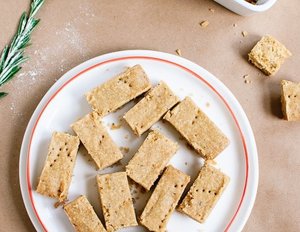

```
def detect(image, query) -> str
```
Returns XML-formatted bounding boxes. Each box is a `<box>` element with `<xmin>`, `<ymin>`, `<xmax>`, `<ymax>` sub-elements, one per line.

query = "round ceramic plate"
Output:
<box><xmin>19</xmin><ymin>50</ymin><xmax>258</xmax><ymax>232</ymax></box>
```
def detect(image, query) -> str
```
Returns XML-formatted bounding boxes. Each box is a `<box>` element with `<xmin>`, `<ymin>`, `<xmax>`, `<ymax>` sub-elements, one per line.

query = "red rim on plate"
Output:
<box><xmin>26</xmin><ymin>56</ymin><xmax>249</xmax><ymax>232</ymax></box>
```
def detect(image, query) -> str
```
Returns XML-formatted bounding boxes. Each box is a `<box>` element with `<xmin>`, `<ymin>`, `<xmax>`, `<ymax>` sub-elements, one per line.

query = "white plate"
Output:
<box><xmin>19</xmin><ymin>50</ymin><xmax>258</xmax><ymax>232</ymax></box>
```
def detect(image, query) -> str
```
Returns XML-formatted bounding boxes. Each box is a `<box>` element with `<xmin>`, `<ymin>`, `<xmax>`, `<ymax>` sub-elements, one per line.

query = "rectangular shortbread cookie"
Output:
<box><xmin>86</xmin><ymin>65</ymin><xmax>151</xmax><ymax>117</ymax></box>
<box><xmin>178</xmin><ymin>164</ymin><xmax>230</xmax><ymax>223</ymax></box>
<box><xmin>36</xmin><ymin>132</ymin><xmax>80</xmax><ymax>201</ymax></box>
<box><xmin>126</xmin><ymin>130</ymin><xmax>179</xmax><ymax>190</ymax></box>
<box><xmin>71</xmin><ymin>112</ymin><xmax>123</xmax><ymax>170</ymax></box>
<box><xmin>123</xmin><ymin>81</ymin><xmax>179</xmax><ymax>135</ymax></box>
<box><xmin>248</xmin><ymin>35</ymin><xmax>292</xmax><ymax>76</ymax></box>
<box><xmin>281</xmin><ymin>80</ymin><xmax>300</xmax><ymax>121</ymax></box>
<box><xmin>97</xmin><ymin>172</ymin><xmax>137</xmax><ymax>232</ymax></box>
<box><xmin>139</xmin><ymin>165</ymin><xmax>190</xmax><ymax>232</ymax></box>
<box><xmin>64</xmin><ymin>195</ymin><xmax>106</xmax><ymax>232</ymax></box>
<box><xmin>163</xmin><ymin>97</ymin><xmax>229</xmax><ymax>160</ymax></box>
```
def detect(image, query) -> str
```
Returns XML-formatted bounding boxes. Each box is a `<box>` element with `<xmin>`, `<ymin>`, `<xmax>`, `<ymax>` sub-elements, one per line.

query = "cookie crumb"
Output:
<box><xmin>206</xmin><ymin>102</ymin><xmax>210</xmax><ymax>108</ymax></box>
<box><xmin>185</xmin><ymin>162</ymin><xmax>188</xmax><ymax>166</ymax></box>
<box><xmin>243</xmin><ymin>74</ymin><xmax>249</xmax><ymax>79</ymax></box>
<box><xmin>132</xmin><ymin>198</ymin><xmax>136</xmax><ymax>204</ymax></box>
<box><xmin>244</xmin><ymin>79</ymin><xmax>251</xmax><ymax>84</ymax></box>
<box><xmin>111</xmin><ymin>122</ymin><xmax>122</xmax><ymax>130</ymax></box>
<box><xmin>242</xmin><ymin>31</ymin><xmax>248</xmax><ymax>37</ymax></box>
<box><xmin>124</xmin><ymin>134</ymin><xmax>129</xmax><ymax>139</ymax></box>
<box><xmin>175</xmin><ymin>49</ymin><xmax>182</xmax><ymax>56</ymax></box>
<box><xmin>233</xmin><ymin>23</ymin><xmax>237</xmax><ymax>27</ymax></box>
<box><xmin>199</xmin><ymin>20</ymin><xmax>209</xmax><ymax>28</ymax></box>
<box><xmin>54</xmin><ymin>199</ymin><xmax>67</xmax><ymax>208</ymax></box>
<box><xmin>120</xmin><ymin>146</ymin><xmax>130</xmax><ymax>153</ymax></box>
<box><xmin>209</xmin><ymin>8</ymin><xmax>215</xmax><ymax>13</ymax></box>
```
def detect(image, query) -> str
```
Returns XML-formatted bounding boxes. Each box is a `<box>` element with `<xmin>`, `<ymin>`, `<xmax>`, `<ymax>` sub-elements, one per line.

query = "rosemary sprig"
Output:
<box><xmin>0</xmin><ymin>0</ymin><xmax>44</xmax><ymax>99</ymax></box>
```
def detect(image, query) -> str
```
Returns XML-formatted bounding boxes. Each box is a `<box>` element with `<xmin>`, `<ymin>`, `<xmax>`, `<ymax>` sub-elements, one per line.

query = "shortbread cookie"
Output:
<box><xmin>64</xmin><ymin>195</ymin><xmax>106</xmax><ymax>232</ymax></box>
<box><xmin>36</xmin><ymin>132</ymin><xmax>80</xmax><ymax>201</ymax></box>
<box><xmin>178</xmin><ymin>164</ymin><xmax>230</xmax><ymax>223</ymax></box>
<box><xmin>248</xmin><ymin>35</ymin><xmax>292</xmax><ymax>76</ymax></box>
<box><xmin>86</xmin><ymin>65</ymin><xmax>151</xmax><ymax>117</ymax></box>
<box><xmin>140</xmin><ymin>166</ymin><xmax>190</xmax><ymax>232</ymax></box>
<box><xmin>164</xmin><ymin>97</ymin><xmax>229</xmax><ymax>160</ymax></box>
<box><xmin>281</xmin><ymin>80</ymin><xmax>300</xmax><ymax>121</ymax></box>
<box><xmin>71</xmin><ymin>112</ymin><xmax>123</xmax><ymax>170</ymax></box>
<box><xmin>126</xmin><ymin>130</ymin><xmax>179</xmax><ymax>190</ymax></box>
<box><xmin>97</xmin><ymin>172</ymin><xmax>137</xmax><ymax>232</ymax></box>
<box><xmin>123</xmin><ymin>81</ymin><xmax>179</xmax><ymax>135</ymax></box>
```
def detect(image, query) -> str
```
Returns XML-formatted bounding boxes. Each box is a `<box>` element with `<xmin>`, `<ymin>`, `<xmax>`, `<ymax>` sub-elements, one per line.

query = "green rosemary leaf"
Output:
<box><xmin>30</xmin><ymin>0</ymin><xmax>44</xmax><ymax>17</ymax></box>
<box><xmin>0</xmin><ymin>66</ymin><xmax>22</xmax><ymax>87</ymax></box>
<box><xmin>0</xmin><ymin>0</ymin><xmax>44</xmax><ymax>98</ymax></box>
<box><xmin>17</xmin><ymin>12</ymin><xmax>27</xmax><ymax>35</ymax></box>
<box><xmin>0</xmin><ymin>46</ymin><xmax>9</xmax><ymax>73</ymax></box>
<box><xmin>0</xmin><ymin>92</ymin><xmax>8</xmax><ymax>98</ymax></box>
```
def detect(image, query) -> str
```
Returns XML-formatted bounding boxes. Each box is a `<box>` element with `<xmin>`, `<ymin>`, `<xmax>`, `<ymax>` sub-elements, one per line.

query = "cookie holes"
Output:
<box><xmin>288</xmin><ymin>95</ymin><xmax>291</xmax><ymax>98</ymax></box>
<box><xmin>192</xmin><ymin>121</ymin><xmax>195</xmax><ymax>125</ymax></box>
<box><xmin>181</xmin><ymin>184</ymin><xmax>184</xmax><ymax>187</ymax></box>
<box><xmin>65</xmin><ymin>142</ymin><xmax>67</xmax><ymax>146</ymax></box>
<box><xmin>202</xmin><ymin>189</ymin><xmax>205</xmax><ymax>192</ymax></box>
<box><xmin>129</xmin><ymin>84</ymin><xmax>132</xmax><ymax>87</ymax></box>
<box><xmin>196</xmin><ymin>189</ymin><xmax>199</xmax><ymax>192</ymax></box>
<box><xmin>102</xmin><ymin>135</ymin><xmax>105</xmax><ymax>139</ymax></box>
<box><xmin>59</xmin><ymin>148</ymin><xmax>62</xmax><ymax>151</ymax></box>
<box><xmin>67</xmin><ymin>153</ymin><xmax>71</xmax><ymax>157</ymax></box>
<box><xmin>174</xmin><ymin>184</ymin><xmax>178</xmax><ymax>188</ymax></box>
<box><xmin>208</xmin><ymin>190</ymin><xmax>211</xmax><ymax>193</ymax></box>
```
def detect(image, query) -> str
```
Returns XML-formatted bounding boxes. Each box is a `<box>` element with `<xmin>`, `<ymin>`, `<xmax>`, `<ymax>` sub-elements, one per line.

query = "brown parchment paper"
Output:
<box><xmin>0</xmin><ymin>0</ymin><xmax>299</xmax><ymax>231</ymax></box>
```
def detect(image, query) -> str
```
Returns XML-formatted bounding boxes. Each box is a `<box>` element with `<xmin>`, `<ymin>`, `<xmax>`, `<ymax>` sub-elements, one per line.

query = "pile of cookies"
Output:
<box><xmin>36</xmin><ymin>65</ymin><xmax>230</xmax><ymax>232</ymax></box>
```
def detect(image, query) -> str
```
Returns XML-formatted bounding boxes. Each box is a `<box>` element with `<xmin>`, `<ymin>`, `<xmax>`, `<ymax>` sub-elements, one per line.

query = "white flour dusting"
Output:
<box><xmin>6</xmin><ymin>1</ymin><xmax>97</xmax><ymax>118</ymax></box>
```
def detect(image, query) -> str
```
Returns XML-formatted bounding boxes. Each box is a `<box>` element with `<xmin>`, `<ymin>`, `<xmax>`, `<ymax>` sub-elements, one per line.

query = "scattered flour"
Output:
<box><xmin>5</xmin><ymin>1</ymin><xmax>97</xmax><ymax>119</ymax></box>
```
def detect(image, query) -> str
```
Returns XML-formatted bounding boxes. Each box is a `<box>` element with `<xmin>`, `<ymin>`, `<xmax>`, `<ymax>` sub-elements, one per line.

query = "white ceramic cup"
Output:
<box><xmin>214</xmin><ymin>0</ymin><xmax>277</xmax><ymax>16</ymax></box>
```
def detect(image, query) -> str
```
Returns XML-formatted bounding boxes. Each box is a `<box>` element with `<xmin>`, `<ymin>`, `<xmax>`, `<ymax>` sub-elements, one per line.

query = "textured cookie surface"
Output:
<box><xmin>178</xmin><ymin>164</ymin><xmax>230</xmax><ymax>223</ymax></box>
<box><xmin>140</xmin><ymin>165</ymin><xmax>190</xmax><ymax>232</ymax></box>
<box><xmin>86</xmin><ymin>65</ymin><xmax>151</xmax><ymax>117</ymax></box>
<box><xmin>126</xmin><ymin>130</ymin><xmax>179</xmax><ymax>190</ymax></box>
<box><xmin>281</xmin><ymin>80</ymin><xmax>300</xmax><ymax>121</ymax></box>
<box><xmin>36</xmin><ymin>132</ymin><xmax>80</xmax><ymax>201</ymax></box>
<box><xmin>97</xmin><ymin>172</ymin><xmax>137</xmax><ymax>232</ymax></box>
<box><xmin>64</xmin><ymin>195</ymin><xmax>106</xmax><ymax>232</ymax></box>
<box><xmin>123</xmin><ymin>81</ymin><xmax>179</xmax><ymax>135</ymax></box>
<box><xmin>164</xmin><ymin>97</ymin><xmax>229</xmax><ymax>160</ymax></box>
<box><xmin>71</xmin><ymin>112</ymin><xmax>123</xmax><ymax>170</ymax></box>
<box><xmin>248</xmin><ymin>35</ymin><xmax>291</xmax><ymax>76</ymax></box>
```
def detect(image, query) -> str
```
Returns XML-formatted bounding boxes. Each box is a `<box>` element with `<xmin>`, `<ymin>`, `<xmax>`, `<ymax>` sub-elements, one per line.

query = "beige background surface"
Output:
<box><xmin>0</xmin><ymin>0</ymin><xmax>299</xmax><ymax>231</ymax></box>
